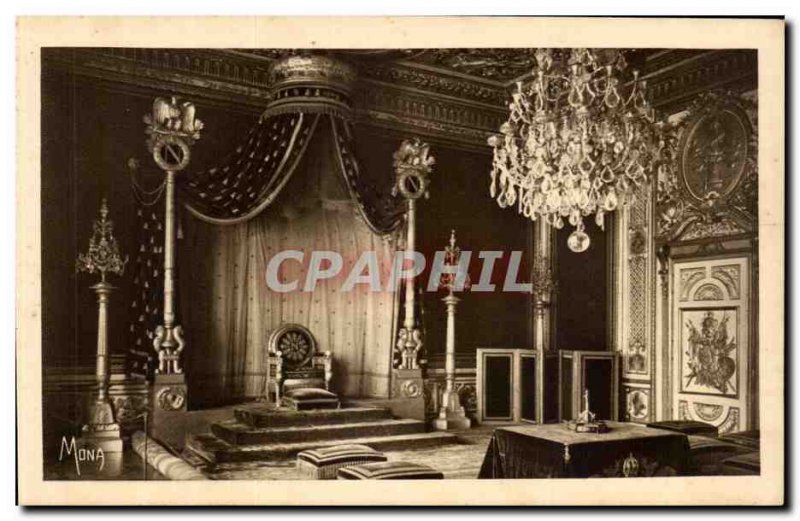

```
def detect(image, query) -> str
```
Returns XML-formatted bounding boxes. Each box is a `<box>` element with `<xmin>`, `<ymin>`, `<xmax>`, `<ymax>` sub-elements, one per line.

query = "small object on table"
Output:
<box><xmin>297</xmin><ymin>444</ymin><xmax>388</xmax><ymax>480</ymax></box>
<box><xmin>564</xmin><ymin>389</ymin><xmax>609</xmax><ymax>434</ymax></box>
<box><xmin>337</xmin><ymin>461</ymin><xmax>444</xmax><ymax>480</ymax></box>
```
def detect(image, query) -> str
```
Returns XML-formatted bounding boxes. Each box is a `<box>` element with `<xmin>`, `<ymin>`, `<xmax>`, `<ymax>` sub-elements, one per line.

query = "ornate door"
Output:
<box><xmin>672</xmin><ymin>257</ymin><xmax>750</xmax><ymax>433</ymax></box>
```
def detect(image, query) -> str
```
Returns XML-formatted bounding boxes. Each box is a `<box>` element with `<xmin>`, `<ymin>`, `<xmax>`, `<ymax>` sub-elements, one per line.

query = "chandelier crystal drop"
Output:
<box><xmin>488</xmin><ymin>48</ymin><xmax>665</xmax><ymax>252</ymax></box>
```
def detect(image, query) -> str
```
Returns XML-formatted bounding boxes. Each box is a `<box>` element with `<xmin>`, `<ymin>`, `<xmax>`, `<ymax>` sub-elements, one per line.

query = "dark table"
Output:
<box><xmin>478</xmin><ymin>422</ymin><xmax>691</xmax><ymax>478</ymax></box>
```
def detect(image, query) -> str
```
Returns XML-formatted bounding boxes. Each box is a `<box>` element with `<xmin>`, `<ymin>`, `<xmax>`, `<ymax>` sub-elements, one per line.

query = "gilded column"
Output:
<box><xmin>530</xmin><ymin>241</ymin><xmax>555</xmax><ymax>424</ymax></box>
<box><xmin>162</xmin><ymin>170</ymin><xmax>177</xmax><ymax>340</ymax></box>
<box><xmin>532</xmin><ymin>218</ymin><xmax>553</xmax><ymax>354</ymax></box>
<box><xmin>391</xmin><ymin>139</ymin><xmax>434</xmax><ymax>371</ymax></box>
<box><xmin>144</xmin><ymin>96</ymin><xmax>203</xmax><ymax>416</ymax></box>
<box><xmin>402</xmin><ymin>197</ymin><xmax>418</xmax><ymax>365</ymax></box>
<box><xmin>390</xmin><ymin>139</ymin><xmax>434</xmax><ymax>420</ymax></box>
<box><xmin>655</xmin><ymin>244</ymin><xmax>672</xmax><ymax>420</ymax></box>
<box><xmin>93</xmin><ymin>282</ymin><xmax>112</xmax><ymax>403</ymax></box>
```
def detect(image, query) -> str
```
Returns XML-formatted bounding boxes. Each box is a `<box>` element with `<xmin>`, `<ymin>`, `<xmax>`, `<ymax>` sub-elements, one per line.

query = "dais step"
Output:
<box><xmin>186</xmin><ymin>431</ymin><xmax>461</xmax><ymax>464</ymax></box>
<box><xmin>234</xmin><ymin>405</ymin><xmax>392</xmax><ymax>428</ymax></box>
<box><xmin>212</xmin><ymin>418</ymin><xmax>426</xmax><ymax>446</ymax></box>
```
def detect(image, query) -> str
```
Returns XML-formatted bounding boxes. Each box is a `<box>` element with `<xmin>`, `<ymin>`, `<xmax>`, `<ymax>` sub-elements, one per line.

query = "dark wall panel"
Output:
<box><xmin>553</xmin><ymin>219</ymin><xmax>610</xmax><ymax>350</ymax></box>
<box><xmin>484</xmin><ymin>355</ymin><xmax>512</xmax><ymax>419</ymax></box>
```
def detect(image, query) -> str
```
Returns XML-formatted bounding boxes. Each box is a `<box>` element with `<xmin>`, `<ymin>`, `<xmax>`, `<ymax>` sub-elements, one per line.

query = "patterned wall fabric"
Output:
<box><xmin>128</xmin><ymin>198</ymin><xmax>165</xmax><ymax>380</ymax></box>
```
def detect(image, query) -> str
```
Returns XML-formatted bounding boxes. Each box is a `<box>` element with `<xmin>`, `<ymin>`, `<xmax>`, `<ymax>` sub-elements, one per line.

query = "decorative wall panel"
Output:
<box><xmin>680</xmin><ymin>308</ymin><xmax>739</xmax><ymax>397</ymax></box>
<box><xmin>625</xmin><ymin>385</ymin><xmax>651</xmax><ymax>422</ymax></box>
<box><xmin>656</xmin><ymin>92</ymin><xmax>757</xmax><ymax>244</ymax></box>
<box><xmin>671</xmin><ymin>258</ymin><xmax>750</xmax><ymax>432</ymax></box>
<box><xmin>623</xmin><ymin>192</ymin><xmax>652</xmax><ymax>379</ymax></box>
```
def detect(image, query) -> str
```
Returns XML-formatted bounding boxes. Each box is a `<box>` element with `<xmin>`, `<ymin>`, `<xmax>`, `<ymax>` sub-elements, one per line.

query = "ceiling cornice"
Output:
<box><xmin>645</xmin><ymin>50</ymin><xmax>757</xmax><ymax>112</ymax></box>
<box><xmin>359</xmin><ymin>62</ymin><xmax>509</xmax><ymax>107</ymax></box>
<box><xmin>41</xmin><ymin>47</ymin><xmax>757</xmax><ymax>150</ymax></box>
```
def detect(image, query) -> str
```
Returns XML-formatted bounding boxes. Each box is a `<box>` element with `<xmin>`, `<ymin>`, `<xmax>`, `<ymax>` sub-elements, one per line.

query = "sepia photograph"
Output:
<box><xmin>15</xmin><ymin>16</ymin><xmax>785</xmax><ymax>506</ymax></box>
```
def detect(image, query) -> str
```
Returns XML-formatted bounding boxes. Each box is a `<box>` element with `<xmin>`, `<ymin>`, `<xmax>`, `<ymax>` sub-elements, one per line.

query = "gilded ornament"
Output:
<box><xmin>684</xmin><ymin>311</ymin><xmax>737</xmax><ymax>395</ymax></box>
<box><xmin>157</xmin><ymin>387</ymin><xmax>187</xmax><ymax>411</ymax></box>
<box><xmin>656</xmin><ymin>91</ymin><xmax>757</xmax><ymax>242</ymax></box>
<box><xmin>76</xmin><ymin>199</ymin><xmax>128</xmax><ymax>282</ymax></box>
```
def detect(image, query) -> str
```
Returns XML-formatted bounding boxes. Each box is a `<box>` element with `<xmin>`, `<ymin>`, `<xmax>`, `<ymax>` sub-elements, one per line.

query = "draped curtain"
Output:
<box><xmin>177</xmin><ymin>128</ymin><xmax>399</xmax><ymax>406</ymax></box>
<box><xmin>180</xmin><ymin>113</ymin><xmax>403</xmax><ymax>232</ymax></box>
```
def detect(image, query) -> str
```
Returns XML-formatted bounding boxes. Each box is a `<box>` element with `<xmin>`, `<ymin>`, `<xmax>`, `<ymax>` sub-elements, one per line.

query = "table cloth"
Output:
<box><xmin>478</xmin><ymin>422</ymin><xmax>690</xmax><ymax>478</ymax></box>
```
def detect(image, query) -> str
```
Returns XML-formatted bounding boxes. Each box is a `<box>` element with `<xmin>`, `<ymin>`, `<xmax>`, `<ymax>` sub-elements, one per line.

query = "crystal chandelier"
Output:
<box><xmin>488</xmin><ymin>48</ymin><xmax>663</xmax><ymax>252</ymax></box>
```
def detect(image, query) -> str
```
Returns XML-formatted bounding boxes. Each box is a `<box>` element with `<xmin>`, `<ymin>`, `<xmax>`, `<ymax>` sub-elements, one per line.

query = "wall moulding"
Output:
<box><xmin>354</xmin><ymin>84</ymin><xmax>505</xmax><ymax>149</ymax></box>
<box><xmin>646</xmin><ymin>50</ymin><xmax>757</xmax><ymax>112</ymax></box>
<box><xmin>655</xmin><ymin>91</ymin><xmax>757</xmax><ymax>246</ymax></box>
<box><xmin>359</xmin><ymin>62</ymin><xmax>509</xmax><ymax>106</ymax></box>
<box><xmin>42</xmin><ymin>48</ymin><xmax>506</xmax><ymax>148</ymax></box>
<box><xmin>41</xmin><ymin>50</ymin><xmax>271</xmax><ymax>114</ymax></box>
<box><xmin>357</xmin><ymin>83</ymin><xmax>506</xmax><ymax>129</ymax></box>
<box><xmin>354</xmin><ymin>113</ymin><xmax>494</xmax><ymax>154</ymax></box>
<box><xmin>41</xmin><ymin>48</ymin><xmax>757</xmax><ymax>153</ymax></box>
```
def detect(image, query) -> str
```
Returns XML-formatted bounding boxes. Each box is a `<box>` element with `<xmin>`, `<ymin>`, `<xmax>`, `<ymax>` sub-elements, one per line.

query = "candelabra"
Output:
<box><xmin>433</xmin><ymin>230</ymin><xmax>471</xmax><ymax>431</ymax></box>
<box><xmin>144</xmin><ymin>96</ymin><xmax>203</xmax><ymax>414</ymax></box>
<box><xmin>75</xmin><ymin>198</ymin><xmax>128</xmax><ymax>453</ymax></box>
<box><xmin>565</xmin><ymin>388</ymin><xmax>608</xmax><ymax>434</ymax></box>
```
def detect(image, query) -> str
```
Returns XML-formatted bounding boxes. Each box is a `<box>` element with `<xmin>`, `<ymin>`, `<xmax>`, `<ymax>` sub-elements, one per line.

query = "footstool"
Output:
<box><xmin>297</xmin><ymin>444</ymin><xmax>388</xmax><ymax>480</ymax></box>
<box><xmin>282</xmin><ymin>387</ymin><xmax>340</xmax><ymax>411</ymax></box>
<box><xmin>647</xmin><ymin>420</ymin><xmax>718</xmax><ymax>437</ymax></box>
<box><xmin>687</xmin><ymin>435</ymin><xmax>749</xmax><ymax>475</ymax></box>
<box><xmin>336</xmin><ymin>461</ymin><xmax>444</xmax><ymax>480</ymax></box>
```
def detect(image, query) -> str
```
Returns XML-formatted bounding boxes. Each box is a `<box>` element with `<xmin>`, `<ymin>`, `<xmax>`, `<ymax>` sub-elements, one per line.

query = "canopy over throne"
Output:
<box><xmin>265</xmin><ymin>324</ymin><xmax>337</xmax><ymax>409</ymax></box>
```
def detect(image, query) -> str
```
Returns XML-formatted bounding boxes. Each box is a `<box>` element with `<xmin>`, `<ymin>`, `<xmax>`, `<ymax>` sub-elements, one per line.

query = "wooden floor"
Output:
<box><xmin>207</xmin><ymin>425</ymin><xmax>496</xmax><ymax>480</ymax></box>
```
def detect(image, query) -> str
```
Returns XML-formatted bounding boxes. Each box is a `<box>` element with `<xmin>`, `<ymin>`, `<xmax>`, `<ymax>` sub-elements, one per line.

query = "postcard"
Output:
<box><xmin>16</xmin><ymin>16</ymin><xmax>784</xmax><ymax>505</ymax></box>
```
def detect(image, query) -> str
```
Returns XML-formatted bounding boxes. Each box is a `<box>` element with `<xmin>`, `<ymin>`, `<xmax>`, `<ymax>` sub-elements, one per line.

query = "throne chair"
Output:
<box><xmin>264</xmin><ymin>323</ymin><xmax>338</xmax><ymax>410</ymax></box>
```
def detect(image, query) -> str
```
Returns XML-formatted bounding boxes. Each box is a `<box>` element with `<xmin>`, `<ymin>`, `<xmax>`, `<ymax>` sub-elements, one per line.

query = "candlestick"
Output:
<box><xmin>76</xmin><ymin>198</ymin><xmax>128</xmax><ymax>453</ymax></box>
<box><xmin>433</xmin><ymin>230</ymin><xmax>471</xmax><ymax>431</ymax></box>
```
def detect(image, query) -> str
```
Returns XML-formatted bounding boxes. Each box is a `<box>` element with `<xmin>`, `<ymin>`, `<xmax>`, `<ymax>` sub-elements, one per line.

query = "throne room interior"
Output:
<box><xmin>40</xmin><ymin>47</ymin><xmax>760</xmax><ymax>480</ymax></box>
